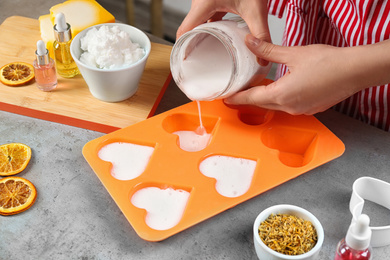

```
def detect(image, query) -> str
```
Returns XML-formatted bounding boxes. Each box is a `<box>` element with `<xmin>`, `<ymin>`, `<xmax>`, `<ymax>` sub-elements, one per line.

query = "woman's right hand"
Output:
<box><xmin>176</xmin><ymin>0</ymin><xmax>271</xmax><ymax>50</ymax></box>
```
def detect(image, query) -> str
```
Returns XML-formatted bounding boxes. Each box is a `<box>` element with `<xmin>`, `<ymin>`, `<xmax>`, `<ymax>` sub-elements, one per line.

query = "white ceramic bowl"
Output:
<box><xmin>253</xmin><ymin>204</ymin><xmax>324</xmax><ymax>260</ymax></box>
<box><xmin>70</xmin><ymin>23</ymin><xmax>151</xmax><ymax>102</ymax></box>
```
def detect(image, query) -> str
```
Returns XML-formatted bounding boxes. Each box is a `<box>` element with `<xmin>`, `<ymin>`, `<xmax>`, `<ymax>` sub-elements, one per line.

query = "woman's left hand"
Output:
<box><xmin>225</xmin><ymin>35</ymin><xmax>381</xmax><ymax>115</ymax></box>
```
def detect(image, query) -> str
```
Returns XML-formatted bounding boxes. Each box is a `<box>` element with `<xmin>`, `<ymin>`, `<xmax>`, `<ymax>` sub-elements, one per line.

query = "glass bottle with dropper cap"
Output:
<box><xmin>53</xmin><ymin>12</ymin><xmax>79</xmax><ymax>78</ymax></box>
<box><xmin>33</xmin><ymin>40</ymin><xmax>57</xmax><ymax>91</ymax></box>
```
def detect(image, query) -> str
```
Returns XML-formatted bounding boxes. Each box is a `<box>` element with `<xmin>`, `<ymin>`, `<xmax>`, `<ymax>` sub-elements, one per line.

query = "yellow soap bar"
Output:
<box><xmin>39</xmin><ymin>0</ymin><xmax>115</xmax><ymax>57</ymax></box>
<box><xmin>39</xmin><ymin>14</ymin><xmax>55</xmax><ymax>57</ymax></box>
<box><xmin>50</xmin><ymin>0</ymin><xmax>115</xmax><ymax>37</ymax></box>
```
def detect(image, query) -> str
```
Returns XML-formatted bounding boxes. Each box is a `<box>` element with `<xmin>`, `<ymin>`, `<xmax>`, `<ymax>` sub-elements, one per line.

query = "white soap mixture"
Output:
<box><xmin>179</xmin><ymin>34</ymin><xmax>232</xmax><ymax>101</ymax></box>
<box><xmin>200</xmin><ymin>155</ymin><xmax>257</xmax><ymax>198</ymax></box>
<box><xmin>98</xmin><ymin>142</ymin><xmax>154</xmax><ymax>181</ymax></box>
<box><xmin>80</xmin><ymin>25</ymin><xmax>145</xmax><ymax>69</ymax></box>
<box><xmin>173</xmin><ymin>130</ymin><xmax>211</xmax><ymax>152</ymax></box>
<box><xmin>170</xmin><ymin>19</ymin><xmax>270</xmax><ymax>101</ymax></box>
<box><xmin>131</xmin><ymin>187</ymin><xmax>190</xmax><ymax>230</ymax></box>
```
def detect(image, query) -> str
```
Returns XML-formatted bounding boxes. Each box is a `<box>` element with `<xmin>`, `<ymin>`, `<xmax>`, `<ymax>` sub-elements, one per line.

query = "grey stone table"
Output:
<box><xmin>1</xmin><ymin>2</ymin><xmax>390</xmax><ymax>259</ymax></box>
<box><xmin>1</xmin><ymin>80</ymin><xmax>390</xmax><ymax>260</ymax></box>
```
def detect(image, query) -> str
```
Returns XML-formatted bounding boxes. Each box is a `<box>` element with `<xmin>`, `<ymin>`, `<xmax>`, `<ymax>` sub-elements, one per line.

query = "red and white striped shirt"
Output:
<box><xmin>268</xmin><ymin>0</ymin><xmax>390</xmax><ymax>131</ymax></box>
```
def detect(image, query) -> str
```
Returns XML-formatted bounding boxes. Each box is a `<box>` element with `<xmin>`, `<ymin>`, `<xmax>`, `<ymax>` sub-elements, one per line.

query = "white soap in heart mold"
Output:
<box><xmin>199</xmin><ymin>155</ymin><xmax>257</xmax><ymax>197</ymax></box>
<box><xmin>173</xmin><ymin>129</ymin><xmax>211</xmax><ymax>152</ymax></box>
<box><xmin>131</xmin><ymin>187</ymin><xmax>190</xmax><ymax>230</ymax></box>
<box><xmin>98</xmin><ymin>142</ymin><xmax>154</xmax><ymax>181</ymax></box>
<box><xmin>173</xmin><ymin>101</ymin><xmax>212</xmax><ymax>152</ymax></box>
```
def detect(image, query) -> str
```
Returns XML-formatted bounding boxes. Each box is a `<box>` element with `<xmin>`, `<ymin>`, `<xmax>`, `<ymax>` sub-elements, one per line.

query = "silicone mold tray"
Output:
<box><xmin>83</xmin><ymin>99</ymin><xmax>345</xmax><ymax>241</ymax></box>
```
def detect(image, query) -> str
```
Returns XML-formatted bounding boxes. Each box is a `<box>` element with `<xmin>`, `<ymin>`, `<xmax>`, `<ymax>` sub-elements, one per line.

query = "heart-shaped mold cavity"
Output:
<box><xmin>224</xmin><ymin>104</ymin><xmax>273</xmax><ymax>126</ymax></box>
<box><xmin>162</xmin><ymin>113</ymin><xmax>219</xmax><ymax>152</ymax></box>
<box><xmin>261</xmin><ymin>127</ymin><xmax>318</xmax><ymax>167</ymax></box>
<box><xmin>173</xmin><ymin>130</ymin><xmax>212</xmax><ymax>152</ymax></box>
<box><xmin>238</xmin><ymin>106</ymin><xmax>273</xmax><ymax>126</ymax></box>
<box><xmin>131</xmin><ymin>185</ymin><xmax>191</xmax><ymax>231</ymax></box>
<box><xmin>98</xmin><ymin>142</ymin><xmax>155</xmax><ymax>180</ymax></box>
<box><xmin>199</xmin><ymin>155</ymin><xmax>257</xmax><ymax>198</ymax></box>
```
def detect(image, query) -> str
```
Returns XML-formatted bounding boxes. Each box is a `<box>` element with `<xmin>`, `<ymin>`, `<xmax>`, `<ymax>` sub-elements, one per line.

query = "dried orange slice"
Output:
<box><xmin>0</xmin><ymin>176</ymin><xmax>37</xmax><ymax>215</ymax></box>
<box><xmin>0</xmin><ymin>143</ymin><xmax>32</xmax><ymax>176</ymax></box>
<box><xmin>0</xmin><ymin>62</ymin><xmax>35</xmax><ymax>86</ymax></box>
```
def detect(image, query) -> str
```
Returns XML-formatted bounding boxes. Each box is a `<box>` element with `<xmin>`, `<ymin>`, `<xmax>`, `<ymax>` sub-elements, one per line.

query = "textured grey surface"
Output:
<box><xmin>1</xmin><ymin>1</ymin><xmax>390</xmax><ymax>259</ymax></box>
<box><xmin>1</xmin><ymin>108</ymin><xmax>390</xmax><ymax>260</ymax></box>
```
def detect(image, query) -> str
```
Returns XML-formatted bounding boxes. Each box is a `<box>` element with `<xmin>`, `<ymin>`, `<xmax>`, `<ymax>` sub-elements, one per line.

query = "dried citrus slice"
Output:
<box><xmin>0</xmin><ymin>176</ymin><xmax>37</xmax><ymax>215</ymax></box>
<box><xmin>0</xmin><ymin>62</ymin><xmax>35</xmax><ymax>86</ymax></box>
<box><xmin>0</xmin><ymin>143</ymin><xmax>32</xmax><ymax>176</ymax></box>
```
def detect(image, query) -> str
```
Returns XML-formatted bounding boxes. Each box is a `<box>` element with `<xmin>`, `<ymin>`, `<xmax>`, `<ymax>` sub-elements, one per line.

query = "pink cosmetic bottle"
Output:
<box><xmin>334</xmin><ymin>214</ymin><xmax>372</xmax><ymax>260</ymax></box>
<box><xmin>33</xmin><ymin>40</ymin><xmax>58</xmax><ymax>91</ymax></box>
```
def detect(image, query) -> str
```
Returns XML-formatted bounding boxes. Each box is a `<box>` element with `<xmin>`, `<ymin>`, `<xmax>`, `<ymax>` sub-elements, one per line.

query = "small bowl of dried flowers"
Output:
<box><xmin>253</xmin><ymin>204</ymin><xmax>324</xmax><ymax>260</ymax></box>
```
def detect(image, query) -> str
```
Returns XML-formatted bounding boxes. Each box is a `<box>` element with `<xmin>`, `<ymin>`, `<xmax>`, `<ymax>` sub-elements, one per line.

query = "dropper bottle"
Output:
<box><xmin>33</xmin><ymin>40</ymin><xmax>57</xmax><ymax>91</ymax></box>
<box><xmin>334</xmin><ymin>214</ymin><xmax>372</xmax><ymax>260</ymax></box>
<box><xmin>53</xmin><ymin>12</ymin><xmax>79</xmax><ymax>78</ymax></box>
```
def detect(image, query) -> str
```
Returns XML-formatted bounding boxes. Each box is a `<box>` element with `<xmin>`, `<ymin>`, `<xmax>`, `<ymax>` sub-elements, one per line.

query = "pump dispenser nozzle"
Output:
<box><xmin>346</xmin><ymin>214</ymin><xmax>372</xmax><ymax>251</ymax></box>
<box><xmin>334</xmin><ymin>214</ymin><xmax>372</xmax><ymax>260</ymax></box>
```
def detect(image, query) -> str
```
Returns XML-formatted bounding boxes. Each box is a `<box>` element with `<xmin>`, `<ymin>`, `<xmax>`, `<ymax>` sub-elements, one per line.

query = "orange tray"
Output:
<box><xmin>82</xmin><ymin>99</ymin><xmax>345</xmax><ymax>241</ymax></box>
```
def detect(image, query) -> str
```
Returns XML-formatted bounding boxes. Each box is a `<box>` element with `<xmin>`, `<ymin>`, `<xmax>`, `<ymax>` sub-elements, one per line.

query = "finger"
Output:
<box><xmin>208</xmin><ymin>12</ymin><xmax>227</xmax><ymax>22</ymax></box>
<box><xmin>238</xmin><ymin>1</ymin><xmax>271</xmax><ymax>66</ymax></box>
<box><xmin>224</xmin><ymin>81</ymin><xmax>278</xmax><ymax>107</ymax></box>
<box><xmin>245</xmin><ymin>34</ymin><xmax>289</xmax><ymax>64</ymax></box>
<box><xmin>243</xmin><ymin>14</ymin><xmax>271</xmax><ymax>42</ymax></box>
<box><xmin>244</xmin><ymin>23</ymin><xmax>271</xmax><ymax>66</ymax></box>
<box><xmin>176</xmin><ymin>4</ymin><xmax>217</xmax><ymax>39</ymax></box>
<box><xmin>232</xmin><ymin>0</ymin><xmax>269</xmax><ymax>39</ymax></box>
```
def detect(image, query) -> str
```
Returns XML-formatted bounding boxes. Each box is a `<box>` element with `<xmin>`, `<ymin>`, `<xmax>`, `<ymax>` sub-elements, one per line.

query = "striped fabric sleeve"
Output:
<box><xmin>268</xmin><ymin>0</ymin><xmax>287</xmax><ymax>18</ymax></box>
<box><xmin>267</xmin><ymin>0</ymin><xmax>390</xmax><ymax>131</ymax></box>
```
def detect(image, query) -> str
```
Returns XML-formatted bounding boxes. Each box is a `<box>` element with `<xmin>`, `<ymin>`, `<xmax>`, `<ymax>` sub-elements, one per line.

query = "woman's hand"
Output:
<box><xmin>177</xmin><ymin>0</ymin><xmax>271</xmax><ymax>57</ymax></box>
<box><xmin>225</xmin><ymin>35</ymin><xmax>390</xmax><ymax>115</ymax></box>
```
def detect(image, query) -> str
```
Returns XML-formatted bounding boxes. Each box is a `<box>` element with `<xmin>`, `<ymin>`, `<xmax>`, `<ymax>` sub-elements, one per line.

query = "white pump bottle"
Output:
<box><xmin>334</xmin><ymin>214</ymin><xmax>372</xmax><ymax>260</ymax></box>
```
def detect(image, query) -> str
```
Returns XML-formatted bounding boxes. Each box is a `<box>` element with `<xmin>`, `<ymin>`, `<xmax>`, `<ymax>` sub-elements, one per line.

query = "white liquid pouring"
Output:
<box><xmin>173</xmin><ymin>101</ymin><xmax>211</xmax><ymax>152</ymax></box>
<box><xmin>178</xmin><ymin>34</ymin><xmax>232</xmax><ymax>101</ymax></box>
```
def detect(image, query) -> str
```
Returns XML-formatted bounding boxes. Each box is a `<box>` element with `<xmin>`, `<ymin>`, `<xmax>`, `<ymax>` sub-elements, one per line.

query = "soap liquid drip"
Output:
<box><xmin>196</xmin><ymin>100</ymin><xmax>206</xmax><ymax>135</ymax></box>
<box><xmin>173</xmin><ymin>100</ymin><xmax>211</xmax><ymax>152</ymax></box>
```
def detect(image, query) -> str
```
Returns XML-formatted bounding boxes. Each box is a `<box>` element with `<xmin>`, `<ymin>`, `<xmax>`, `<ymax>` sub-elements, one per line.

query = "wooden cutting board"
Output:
<box><xmin>0</xmin><ymin>16</ymin><xmax>172</xmax><ymax>133</ymax></box>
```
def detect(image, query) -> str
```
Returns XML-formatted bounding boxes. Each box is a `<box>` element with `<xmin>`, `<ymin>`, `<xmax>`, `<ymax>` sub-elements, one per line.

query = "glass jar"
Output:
<box><xmin>170</xmin><ymin>17</ymin><xmax>271</xmax><ymax>101</ymax></box>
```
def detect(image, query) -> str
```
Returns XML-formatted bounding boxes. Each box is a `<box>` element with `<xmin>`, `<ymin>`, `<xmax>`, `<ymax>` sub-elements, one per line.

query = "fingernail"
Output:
<box><xmin>223</xmin><ymin>98</ymin><xmax>232</xmax><ymax>105</ymax></box>
<box><xmin>257</xmin><ymin>57</ymin><xmax>269</xmax><ymax>67</ymax></box>
<box><xmin>246</xmin><ymin>34</ymin><xmax>261</xmax><ymax>47</ymax></box>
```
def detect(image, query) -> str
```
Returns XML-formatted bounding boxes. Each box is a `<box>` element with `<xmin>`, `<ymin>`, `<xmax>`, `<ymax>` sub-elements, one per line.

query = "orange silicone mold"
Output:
<box><xmin>82</xmin><ymin>99</ymin><xmax>345</xmax><ymax>241</ymax></box>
